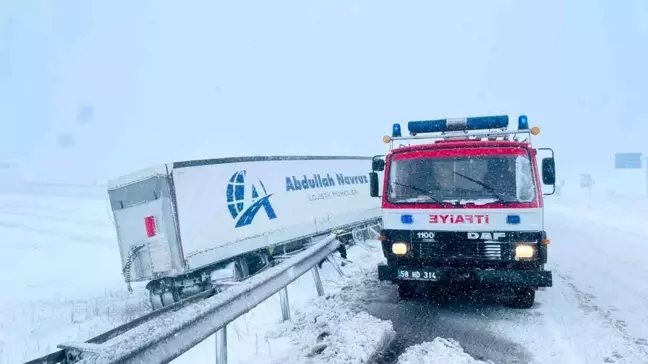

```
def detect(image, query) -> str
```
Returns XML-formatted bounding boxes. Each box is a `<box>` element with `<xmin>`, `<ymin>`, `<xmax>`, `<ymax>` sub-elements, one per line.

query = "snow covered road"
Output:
<box><xmin>362</xmin><ymin>202</ymin><xmax>648</xmax><ymax>364</ymax></box>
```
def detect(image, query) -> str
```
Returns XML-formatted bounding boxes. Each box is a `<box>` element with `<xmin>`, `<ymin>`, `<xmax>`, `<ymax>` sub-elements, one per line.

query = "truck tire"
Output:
<box><xmin>149</xmin><ymin>291</ymin><xmax>164</xmax><ymax>311</ymax></box>
<box><xmin>506</xmin><ymin>288</ymin><xmax>535</xmax><ymax>309</ymax></box>
<box><xmin>398</xmin><ymin>282</ymin><xmax>416</xmax><ymax>300</ymax></box>
<box><xmin>246</xmin><ymin>251</ymin><xmax>270</xmax><ymax>275</ymax></box>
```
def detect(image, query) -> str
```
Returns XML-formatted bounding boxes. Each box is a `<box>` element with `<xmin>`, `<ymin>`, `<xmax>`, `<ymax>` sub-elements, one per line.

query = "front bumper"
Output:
<box><xmin>377</xmin><ymin>263</ymin><xmax>552</xmax><ymax>288</ymax></box>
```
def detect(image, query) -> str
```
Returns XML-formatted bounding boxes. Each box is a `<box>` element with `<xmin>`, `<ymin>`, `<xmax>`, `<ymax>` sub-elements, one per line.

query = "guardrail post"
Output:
<box><xmin>215</xmin><ymin>326</ymin><xmax>227</xmax><ymax>364</ymax></box>
<box><xmin>279</xmin><ymin>287</ymin><xmax>291</xmax><ymax>321</ymax></box>
<box><xmin>311</xmin><ymin>266</ymin><xmax>325</xmax><ymax>296</ymax></box>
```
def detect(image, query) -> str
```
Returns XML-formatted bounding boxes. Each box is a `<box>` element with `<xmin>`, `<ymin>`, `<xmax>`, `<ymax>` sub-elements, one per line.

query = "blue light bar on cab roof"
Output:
<box><xmin>392</xmin><ymin>123</ymin><xmax>402</xmax><ymax>137</ymax></box>
<box><xmin>518</xmin><ymin>115</ymin><xmax>529</xmax><ymax>130</ymax></box>
<box><xmin>407</xmin><ymin>115</ymin><xmax>509</xmax><ymax>135</ymax></box>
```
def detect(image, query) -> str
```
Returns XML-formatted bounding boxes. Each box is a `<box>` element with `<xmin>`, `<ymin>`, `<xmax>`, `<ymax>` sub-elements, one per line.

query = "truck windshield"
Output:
<box><xmin>387</xmin><ymin>153</ymin><xmax>537</xmax><ymax>205</ymax></box>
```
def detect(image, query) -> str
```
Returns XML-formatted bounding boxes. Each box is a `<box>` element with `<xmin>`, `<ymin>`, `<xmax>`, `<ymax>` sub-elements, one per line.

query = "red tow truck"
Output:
<box><xmin>368</xmin><ymin>115</ymin><xmax>555</xmax><ymax>308</ymax></box>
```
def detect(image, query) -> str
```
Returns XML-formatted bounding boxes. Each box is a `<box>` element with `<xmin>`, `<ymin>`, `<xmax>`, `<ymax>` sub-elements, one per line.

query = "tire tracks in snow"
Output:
<box><xmin>556</xmin><ymin>270</ymin><xmax>648</xmax><ymax>362</ymax></box>
<box><xmin>367</xmin><ymin>288</ymin><xmax>534</xmax><ymax>364</ymax></box>
<box><xmin>0</xmin><ymin>221</ymin><xmax>114</xmax><ymax>247</ymax></box>
<box><xmin>0</xmin><ymin>201</ymin><xmax>79</xmax><ymax>215</ymax></box>
<box><xmin>0</xmin><ymin>200</ymin><xmax>114</xmax><ymax>247</ymax></box>
<box><xmin>0</xmin><ymin>208</ymin><xmax>111</xmax><ymax>227</ymax></box>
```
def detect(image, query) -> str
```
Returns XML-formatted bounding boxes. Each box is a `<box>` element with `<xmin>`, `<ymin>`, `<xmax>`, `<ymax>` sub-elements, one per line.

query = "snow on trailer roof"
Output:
<box><xmin>107</xmin><ymin>164</ymin><xmax>172</xmax><ymax>190</ymax></box>
<box><xmin>106</xmin><ymin>155</ymin><xmax>375</xmax><ymax>190</ymax></box>
<box><xmin>172</xmin><ymin>155</ymin><xmax>372</xmax><ymax>168</ymax></box>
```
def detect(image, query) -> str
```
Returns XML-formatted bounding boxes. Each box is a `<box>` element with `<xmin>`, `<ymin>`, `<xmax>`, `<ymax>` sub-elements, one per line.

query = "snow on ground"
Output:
<box><xmin>397</xmin><ymin>338</ymin><xmax>493</xmax><ymax>364</ymax></box>
<box><xmin>360</xmin><ymin>194</ymin><xmax>648</xmax><ymax>364</ymax></box>
<box><xmin>0</xmin><ymin>190</ymin><xmax>398</xmax><ymax>364</ymax></box>
<box><xmin>539</xmin><ymin>196</ymin><xmax>648</xmax><ymax>362</ymax></box>
<box><xmin>264</xmin><ymin>282</ymin><xmax>393</xmax><ymax>363</ymax></box>
<box><xmin>0</xmin><ymin>194</ymin><xmax>120</xmax><ymax>302</ymax></box>
<box><xmin>8</xmin><ymin>186</ymin><xmax>648</xmax><ymax>364</ymax></box>
<box><xmin>0</xmin><ymin>193</ymin><xmax>150</xmax><ymax>364</ymax></box>
<box><xmin>172</xmin><ymin>240</ymin><xmax>395</xmax><ymax>364</ymax></box>
<box><xmin>545</xmin><ymin>194</ymin><xmax>648</xmax><ymax>238</ymax></box>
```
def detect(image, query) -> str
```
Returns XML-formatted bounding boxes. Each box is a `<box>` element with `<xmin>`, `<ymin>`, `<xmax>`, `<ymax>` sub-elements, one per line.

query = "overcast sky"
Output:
<box><xmin>1</xmin><ymin>0</ymin><xmax>647</xmax><ymax>191</ymax></box>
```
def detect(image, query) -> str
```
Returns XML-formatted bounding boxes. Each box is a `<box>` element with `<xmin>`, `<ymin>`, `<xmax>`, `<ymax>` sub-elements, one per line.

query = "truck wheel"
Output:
<box><xmin>398</xmin><ymin>282</ymin><xmax>416</xmax><ymax>300</ymax></box>
<box><xmin>247</xmin><ymin>251</ymin><xmax>270</xmax><ymax>275</ymax></box>
<box><xmin>506</xmin><ymin>288</ymin><xmax>535</xmax><ymax>309</ymax></box>
<box><xmin>161</xmin><ymin>289</ymin><xmax>180</xmax><ymax>306</ymax></box>
<box><xmin>351</xmin><ymin>226</ymin><xmax>366</xmax><ymax>244</ymax></box>
<box><xmin>149</xmin><ymin>291</ymin><xmax>164</xmax><ymax>311</ymax></box>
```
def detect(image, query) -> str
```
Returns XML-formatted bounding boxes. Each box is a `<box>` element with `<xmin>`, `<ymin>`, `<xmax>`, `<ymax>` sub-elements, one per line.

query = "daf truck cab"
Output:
<box><xmin>369</xmin><ymin>115</ymin><xmax>556</xmax><ymax>308</ymax></box>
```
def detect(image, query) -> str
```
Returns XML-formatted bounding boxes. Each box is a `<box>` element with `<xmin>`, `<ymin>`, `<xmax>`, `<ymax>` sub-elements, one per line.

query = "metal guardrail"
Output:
<box><xmin>23</xmin><ymin>221</ymin><xmax>381</xmax><ymax>364</ymax></box>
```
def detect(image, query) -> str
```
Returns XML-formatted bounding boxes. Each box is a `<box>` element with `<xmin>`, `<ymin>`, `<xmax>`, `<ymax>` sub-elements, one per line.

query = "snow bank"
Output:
<box><xmin>266</xmin><ymin>267</ymin><xmax>394</xmax><ymax>364</ymax></box>
<box><xmin>268</xmin><ymin>240</ymin><xmax>395</xmax><ymax>364</ymax></box>
<box><xmin>258</xmin><ymin>243</ymin><xmax>394</xmax><ymax>364</ymax></box>
<box><xmin>172</xmin><ymin>239</ymin><xmax>392</xmax><ymax>364</ymax></box>
<box><xmin>267</xmin><ymin>300</ymin><xmax>393</xmax><ymax>364</ymax></box>
<box><xmin>397</xmin><ymin>338</ymin><xmax>494</xmax><ymax>364</ymax></box>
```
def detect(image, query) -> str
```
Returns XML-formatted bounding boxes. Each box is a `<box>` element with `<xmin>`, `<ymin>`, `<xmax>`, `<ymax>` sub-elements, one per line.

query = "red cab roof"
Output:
<box><xmin>389</xmin><ymin>139</ymin><xmax>532</xmax><ymax>155</ymax></box>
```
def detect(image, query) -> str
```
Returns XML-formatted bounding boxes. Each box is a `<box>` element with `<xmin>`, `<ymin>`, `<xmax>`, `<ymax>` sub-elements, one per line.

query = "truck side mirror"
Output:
<box><xmin>542</xmin><ymin>158</ymin><xmax>556</xmax><ymax>185</ymax></box>
<box><xmin>372</xmin><ymin>157</ymin><xmax>385</xmax><ymax>172</ymax></box>
<box><xmin>369</xmin><ymin>172</ymin><xmax>380</xmax><ymax>197</ymax></box>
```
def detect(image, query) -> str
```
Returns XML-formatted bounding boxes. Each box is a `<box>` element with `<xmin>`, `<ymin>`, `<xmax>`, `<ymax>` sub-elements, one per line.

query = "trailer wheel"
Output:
<box><xmin>505</xmin><ymin>288</ymin><xmax>535</xmax><ymax>309</ymax></box>
<box><xmin>247</xmin><ymin>251</ymin><xmax>270</xmax><ymax>275</ymax></box>
<box><xmin>149</xmin><ymin>291</ymin><xmax>164</xmax><ymax>311</ymax></box>
<box><xmin>351</xmin><ymin>226</ymin><xmax>366</xmax><ymax>245</ymax></box>
<box><xmin>160</xmin><ymin>290</ymin><xmax>178</xmax><ymax>306</ymax></box>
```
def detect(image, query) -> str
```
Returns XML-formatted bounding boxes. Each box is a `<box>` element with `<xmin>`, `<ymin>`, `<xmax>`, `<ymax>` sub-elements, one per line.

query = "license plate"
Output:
<box><xmin>397</xmin><ymin>269</ymin><xmax>441</xmax><ymax>281</ymax></box>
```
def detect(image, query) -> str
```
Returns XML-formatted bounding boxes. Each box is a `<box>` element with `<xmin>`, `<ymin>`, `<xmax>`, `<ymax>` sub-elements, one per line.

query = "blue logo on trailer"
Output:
<box><xmin>226</xmin><ymin>170</ymin><xmax>277</xmax><ymax>228</ymax></box>
<box><xmin>615</xmin><ymin>153</ymin><xmax>642</xmax><ymax>169</ymax></box>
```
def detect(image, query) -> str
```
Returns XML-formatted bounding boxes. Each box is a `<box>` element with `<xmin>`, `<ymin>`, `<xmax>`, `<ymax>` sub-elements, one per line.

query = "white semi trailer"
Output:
<box><xmin>107</xmin><ymin>156</ymin><xmax>382</xmax><ymax>309</ymax></box>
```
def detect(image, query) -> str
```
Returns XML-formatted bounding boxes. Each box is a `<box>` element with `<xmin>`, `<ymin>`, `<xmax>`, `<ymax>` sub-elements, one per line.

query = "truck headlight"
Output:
<box><xmin>392</xmin><ymin>242</ymin><xmax>408</xmax><ymax>255</ymax></box>
<box><xmin>515</xmin><ymin>244</ymin><xmax>535</xmax><ymax>260</ymax></box>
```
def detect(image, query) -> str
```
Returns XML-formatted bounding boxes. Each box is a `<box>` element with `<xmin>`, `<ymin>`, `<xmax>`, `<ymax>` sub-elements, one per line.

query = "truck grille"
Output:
<box><xmin>416</xmin><ymin>241</ymin><xmax>509</xmax><ymax>261</ymax></box>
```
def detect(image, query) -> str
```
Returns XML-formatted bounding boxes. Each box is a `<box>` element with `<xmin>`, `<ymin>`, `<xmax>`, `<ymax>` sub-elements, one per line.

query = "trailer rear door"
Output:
<box><xmin>108</xmin><ymin>174</ymin><xmax>184</xmax><ymax>282</ymax></box>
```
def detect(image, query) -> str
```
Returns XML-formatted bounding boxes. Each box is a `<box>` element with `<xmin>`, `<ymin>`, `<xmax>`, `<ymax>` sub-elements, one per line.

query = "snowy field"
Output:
<box><xmin>3</xmin><ymin>188</ymin><xmax>648</xmax><ymax>364</ymax></box>
<box><xmin>0</xmin><ymin>193</ymin><xmax>150</xmax><ymax>363</ymax></box>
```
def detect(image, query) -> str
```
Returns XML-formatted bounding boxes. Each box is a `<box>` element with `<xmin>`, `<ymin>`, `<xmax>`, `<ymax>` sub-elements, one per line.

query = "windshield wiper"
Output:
<box><xmin>391</xmin><ymin>182</ymin><xmax>458</xmax><ymax>206</ymax></box>
<box><xmin>451</xmin><ymin>171</ymin><xmax>508</xmax><ymax>204</ymax></box>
